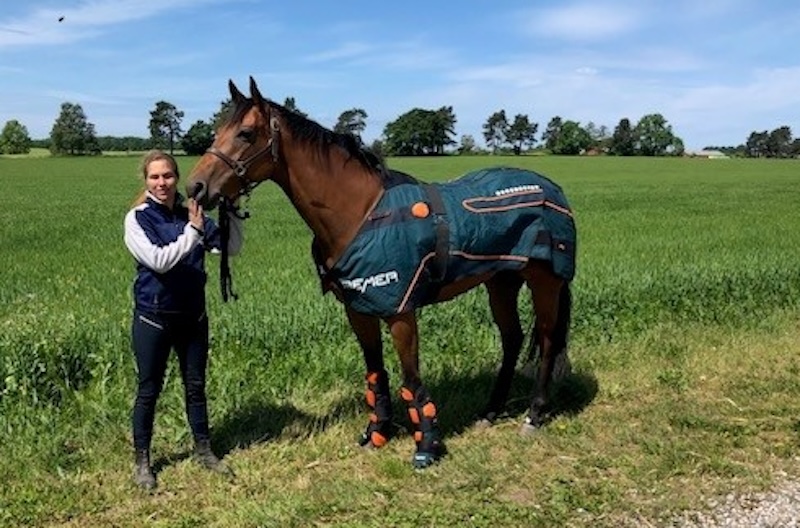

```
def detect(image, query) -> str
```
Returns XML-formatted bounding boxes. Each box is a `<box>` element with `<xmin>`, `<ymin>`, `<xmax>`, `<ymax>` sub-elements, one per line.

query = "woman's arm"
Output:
<box><xmin>124</xmin><ymin>209</ymin><xmax>202</xmax><ymax>273</ymax></box>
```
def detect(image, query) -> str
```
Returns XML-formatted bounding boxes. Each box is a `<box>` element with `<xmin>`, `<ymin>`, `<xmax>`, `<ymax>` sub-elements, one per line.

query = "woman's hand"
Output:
<box><xmin>188</xmin><ymin>199</ymin><xmax>204</xmax><ymax>231</ymax></box>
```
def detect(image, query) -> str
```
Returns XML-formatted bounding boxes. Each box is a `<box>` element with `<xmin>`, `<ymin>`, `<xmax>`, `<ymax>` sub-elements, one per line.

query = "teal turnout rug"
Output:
<box><xmin>314</xmin><ymin>166</ymin><xmax>577</xmax><ymax>317</ymax></box>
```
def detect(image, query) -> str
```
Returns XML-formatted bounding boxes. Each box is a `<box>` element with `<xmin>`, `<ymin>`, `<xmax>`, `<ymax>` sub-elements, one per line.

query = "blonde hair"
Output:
<box><xmin>131</xmin><ymin>150</ymin><xmax>181</xmax><ymax>206</ymax></box>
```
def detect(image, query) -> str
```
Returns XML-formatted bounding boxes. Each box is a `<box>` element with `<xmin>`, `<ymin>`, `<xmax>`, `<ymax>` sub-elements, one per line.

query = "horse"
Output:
<box><xmin>187</xmin><ymin>77</ymin><xmax>577</xmax><ymax>469</ymax></box>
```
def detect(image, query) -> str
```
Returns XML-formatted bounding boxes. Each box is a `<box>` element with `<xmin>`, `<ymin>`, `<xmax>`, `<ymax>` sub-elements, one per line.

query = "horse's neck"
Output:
<box><xmin>275</xmin><ymin>145</ymin><xmax>383</xmax><ymax>266</ymax></box>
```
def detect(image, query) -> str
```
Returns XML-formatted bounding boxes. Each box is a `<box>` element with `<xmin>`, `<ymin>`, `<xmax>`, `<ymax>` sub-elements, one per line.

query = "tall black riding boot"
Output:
<box><xmin>194</xmin><ymin>439</ymin><xmax>234</xmax><ymax>478</ymax></box>
<box><xmin>133</xmin><ymin>448</ymin><xmax>156</xmax><ymax>490</ymax></box>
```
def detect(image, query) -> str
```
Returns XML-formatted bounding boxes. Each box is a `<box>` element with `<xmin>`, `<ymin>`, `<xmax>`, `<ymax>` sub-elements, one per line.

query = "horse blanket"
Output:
<box><xmin>314</xmin><ymin>166</ymin><xmax>576</xmax><ymax>317</ymax></box>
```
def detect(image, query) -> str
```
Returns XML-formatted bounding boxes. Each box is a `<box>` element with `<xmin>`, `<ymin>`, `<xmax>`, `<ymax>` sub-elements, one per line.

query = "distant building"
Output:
<box><xmin>685</xmin><ymin>149</ymin><xmax>729</xmax><ymax>159</ymax></box>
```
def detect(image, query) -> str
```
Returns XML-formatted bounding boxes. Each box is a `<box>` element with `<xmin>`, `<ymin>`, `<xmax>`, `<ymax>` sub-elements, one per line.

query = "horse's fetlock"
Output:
<box><xmin>360</xmin><ymin>370</ymin><xmax>393</xmax><ymax>448</ymax></box>
<box><xmin>400</xmin><ymin>384</ymin><xmax>442</xmax><ymax>454</ymax></box>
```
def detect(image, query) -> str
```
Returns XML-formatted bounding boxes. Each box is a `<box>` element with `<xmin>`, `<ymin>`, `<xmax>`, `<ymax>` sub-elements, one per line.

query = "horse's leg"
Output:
<box><xmin>386</xmin><ymin>312</ymin><xmax>444</xmax><ymax>468</ymax></box>
<box><xmin>346</xmin><ymin>307</ymin><xmax>393</xmax><ymax>449</ymax></box>
<box><xmin>480</xmin><ymin>271</ymin><xmax>525</xmax><ymax>424</ymax></box>
<box><xmin>522</xmin><ymin>261</ymin><xmax>567</xmax><ymax>434</ymax></box>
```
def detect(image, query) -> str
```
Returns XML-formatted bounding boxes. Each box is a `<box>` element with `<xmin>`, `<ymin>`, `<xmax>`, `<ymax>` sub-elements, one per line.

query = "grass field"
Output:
<box><xmin>1</xmin><ymin>154</ymin><xmax>799</xmax><ymax>527</ymax></box>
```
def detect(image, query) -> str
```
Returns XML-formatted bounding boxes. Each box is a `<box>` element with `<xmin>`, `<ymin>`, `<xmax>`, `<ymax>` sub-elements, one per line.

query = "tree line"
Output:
<box><xmin>1</xmin><ymin>96</ymin><xmax>798</xmax><ymax>159</ymax></box>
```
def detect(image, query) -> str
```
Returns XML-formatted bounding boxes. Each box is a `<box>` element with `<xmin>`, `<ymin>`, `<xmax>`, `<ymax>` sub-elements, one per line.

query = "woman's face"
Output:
<box><xmin>145</xmin><ymin>159</ymin><xmax>178</xmax><ymax>206</ymax></box>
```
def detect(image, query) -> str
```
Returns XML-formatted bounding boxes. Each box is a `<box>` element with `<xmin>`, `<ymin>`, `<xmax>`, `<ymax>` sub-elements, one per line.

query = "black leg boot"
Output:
<box><xmin>133</xmin><ymin>448</ymin><xmax>156</xmax><ymax>491</ymax></box>
<box><xmin>194</xmin><ymin>439</ymin><xmax>234</xmax><ymax>478</ymax></box>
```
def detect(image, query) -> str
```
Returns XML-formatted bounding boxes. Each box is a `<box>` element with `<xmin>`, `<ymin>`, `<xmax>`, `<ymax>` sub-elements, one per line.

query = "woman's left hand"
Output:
<box><xmin>188</xmin><ymin>199</ymin><xmax>204</xmax><ymax>230</ymax></box>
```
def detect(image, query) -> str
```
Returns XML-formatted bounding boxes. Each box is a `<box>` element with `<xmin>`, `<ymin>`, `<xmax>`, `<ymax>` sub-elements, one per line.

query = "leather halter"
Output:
<box><xmin>205</xmin><ymin>116</ymin><xmax>281</xmax><ymax>197</ymax></box>
<box><xmin>205</xmin><ymin>113</ymin><xmax>280</xmax><ymax>303</ymax></box>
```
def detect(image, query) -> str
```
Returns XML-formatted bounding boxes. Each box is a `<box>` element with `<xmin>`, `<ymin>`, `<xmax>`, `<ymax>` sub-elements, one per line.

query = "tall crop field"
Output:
<box><xmin>1</xmin><ymin>155</ymin><xmax>798</xmax><ymax>526</ymax></box>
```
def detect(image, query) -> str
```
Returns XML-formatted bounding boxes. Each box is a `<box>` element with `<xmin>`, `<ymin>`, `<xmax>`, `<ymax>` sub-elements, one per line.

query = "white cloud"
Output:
<box><xmin>303</xmin><ymin>42</ymin><xmax>373</xmax><ymax>63</ymax></box>
<box><xmin>42</xmin><ymin>89</ymin><xmax>124</xmax><ymax>106</ymax></box>
<box><xmin>673</xmin><ymin>67</ymin><xmax>800</xmax><ymax>113</ymax></box>
<box><xmin>407</xmin><ymin>56</ymin><xmax>800</xmax><ymax>149</ymax></box>
<box><xmin>522</xmin><ymin>2</ymin><xmax>643</xmax><ymax>41</ymax></box>
<box><xmin>666</xmin><ymin>67</ymin><xmax>800</xmax><ymax>143</ymax></box>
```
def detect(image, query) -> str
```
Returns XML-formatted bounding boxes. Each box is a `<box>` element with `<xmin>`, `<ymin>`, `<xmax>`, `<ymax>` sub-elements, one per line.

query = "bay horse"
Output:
<box><xmin>188</xmin><ymin>78</ymin><xmax>576</xmax><ymax>468</ymax></box>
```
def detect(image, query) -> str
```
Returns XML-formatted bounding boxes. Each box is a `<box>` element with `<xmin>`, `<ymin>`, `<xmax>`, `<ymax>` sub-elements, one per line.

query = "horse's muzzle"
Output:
<box><xmin>187</xmin><ymin>181</ymin><xmax>206</xmax><ymax>202</ymax></box>
<box><xmin>187</xmin><ymin>180</ymin><xmax>221</xmax><ymax>210</ymax></box>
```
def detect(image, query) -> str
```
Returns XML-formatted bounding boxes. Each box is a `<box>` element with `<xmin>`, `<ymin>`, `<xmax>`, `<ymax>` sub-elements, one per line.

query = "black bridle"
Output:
<box><xmin>205</xmin><ymin>116</ymin><xmax>281</xmax><ymax>302</ymax></box>
<box><xmin>204</xmin><ymin>116</ymin><xmax>281</xmax><ymax>199</ymax></box>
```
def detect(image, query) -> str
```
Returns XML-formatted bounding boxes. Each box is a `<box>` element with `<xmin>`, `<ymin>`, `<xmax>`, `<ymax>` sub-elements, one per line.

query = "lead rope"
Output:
<box><xmin>218</xmin><ymin>198</ymin><xmax>250</xmax><ymax>302</ymax></box>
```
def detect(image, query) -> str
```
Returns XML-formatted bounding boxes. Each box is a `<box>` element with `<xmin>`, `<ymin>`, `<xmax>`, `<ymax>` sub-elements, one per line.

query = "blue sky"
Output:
<box><xmin>1</xmin><ymin>0</ymin><xmax>798</xmax><ymax>150</ymax></box>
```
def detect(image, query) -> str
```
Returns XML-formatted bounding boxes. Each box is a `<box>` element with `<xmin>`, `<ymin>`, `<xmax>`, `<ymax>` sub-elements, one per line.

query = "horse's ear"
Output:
<box><xmin>249</xmin><ymin>76</ymin><xmax>264</xmax><ymax>107</ymax></box>
<box><xmin>229</xmin><ymin>80</ymin><xmax>246</xmax><ymax>104</ymax></box>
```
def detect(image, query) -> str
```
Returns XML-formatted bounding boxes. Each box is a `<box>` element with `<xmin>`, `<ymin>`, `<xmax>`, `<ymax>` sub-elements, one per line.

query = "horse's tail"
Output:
<box><xmin>521</xmin><ymin>280</ymin><xmax>573</xmax><ymax>381</ymax></box>
<box><xmin>555</xmin><ymin>281</ymin><xmax>572</xmax><ymax>351</ymax></box>
<box><xmin>550</xmin><ymin>281</ymin><xmax>573</xmax><ymax>381</ymax></box>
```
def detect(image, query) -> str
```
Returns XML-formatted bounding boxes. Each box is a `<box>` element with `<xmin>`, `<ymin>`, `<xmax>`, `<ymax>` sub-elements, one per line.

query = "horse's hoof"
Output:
<box><xmin>519</xmin><ymin>421</ymin><xmax>539</xmax><ymax>436</ymax></box>
<box><xmin>475</xmin><ymin>409</ymin><xmax>499</xmax><ymax>429</ymax></box>
<box><xmin>475</xmin><ymin>418</ymin><xmax>493</xmax><ymax>430</ymax></box>
<box><xmin>412</xmin><ymin>451</ymin><xmax>438</xmax><ymax>469</ymax></box>
<box><xmin>358</xmin><ymin>431</ymin><xmax>389</xmax><ymax>449</ymax></box>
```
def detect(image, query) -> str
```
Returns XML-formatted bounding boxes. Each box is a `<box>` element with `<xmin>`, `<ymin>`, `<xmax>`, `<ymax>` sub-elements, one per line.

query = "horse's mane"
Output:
<box><xmin>229</xmin><ymin>98</ymin><xmax>386</xmax><ymax>176</ymax></box>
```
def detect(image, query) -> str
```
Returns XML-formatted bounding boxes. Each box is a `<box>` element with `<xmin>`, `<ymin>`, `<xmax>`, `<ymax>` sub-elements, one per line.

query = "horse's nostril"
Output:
<box><xmin>188</xmin><ymin>181</ymin><xmax>206</xmax><ymax>201</ymax></box>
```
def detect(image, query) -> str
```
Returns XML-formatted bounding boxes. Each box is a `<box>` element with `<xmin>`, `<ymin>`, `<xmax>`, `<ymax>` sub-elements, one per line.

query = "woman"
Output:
<box><xmin>123</xmin><ymin>150</ymin><xmax>243</xmax><ymax>490</ymax></box>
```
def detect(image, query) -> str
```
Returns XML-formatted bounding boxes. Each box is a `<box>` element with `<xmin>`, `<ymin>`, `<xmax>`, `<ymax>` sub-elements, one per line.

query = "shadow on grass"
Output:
<box><xmin>212</xmin><ymin>398</ymin><xmax>313</xmax><ymax>456</ymax></box>
<box><xmin>205</xmin><ymin>356</ymin><xmax>598</xmax><ymax>463</ymax></box>
<box><xmin>150</xmin><ymin>399</ymin><xmax>311</xmax><ymax>472</ymax></box>
<box><xmin>426</xmin><ymin>364</ymin><xmax>599</xmax><ymax>437</ymax></box>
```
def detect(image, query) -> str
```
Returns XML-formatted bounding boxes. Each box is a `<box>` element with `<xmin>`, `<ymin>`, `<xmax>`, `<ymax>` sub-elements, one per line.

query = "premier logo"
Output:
<box><xmin>341</xmin><ymin>270</ymin><xmax>400</xmax><ymax>293</ymax></box>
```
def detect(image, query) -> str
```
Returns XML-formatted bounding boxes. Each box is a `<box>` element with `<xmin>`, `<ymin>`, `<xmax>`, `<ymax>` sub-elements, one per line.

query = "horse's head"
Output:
<box><xmin>187</xmin><ymin>77</ymin><xmax>280</xmax><ymax>208</ymax></box>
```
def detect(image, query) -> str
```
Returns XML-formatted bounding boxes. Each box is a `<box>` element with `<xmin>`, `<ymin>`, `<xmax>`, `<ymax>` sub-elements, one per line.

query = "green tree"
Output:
<box><xmin>791</xmin><ymin>138</ymin><xmax>800</xmax><ymax>158</ymax></box>
<box><xmin>0</xmin><ymin>120</ymin><xmax>32</xmax><ymax>154</ymax></box>
<box><xmin>181</xmin><ymin>120</ymin><xmax>215</xmax><ymax>156</ymax></box>
<box><xmin>149</xmin><ymin>101</ymin><xmax>184</xmax><ymax>154</ymax></box>
<box><xmin>609</xmin><ymin>118</ymin><xmax>636</xmax><ymax>156</ymax></box>
<box><xmin>550</xmin><ymin>120</ymin><xmax>592</xmax><ymax>155</ymax></box>
<box><xmin>211</xmin><ymin>98</ymin><xmax>234</xmax><ymax>130</ymax></box>
<box><xmin>283</xmin><ymin>97</ymin><xmax>308</xmax><ymax>117</ymax></box>
<box><xmin>49</xmin><ymin>102</ymin><xmax>100</xmax><ymax>155</ymax></box>
<box><xmin>482</xmin><ymin>110</ymin><xmax>508</xmax><ymax>154</ymax></box>
<box><xmin>369</xmin><ymin>139</ymin><xmax>384</xmax><ymax>159</ymax></box>
<box><xmin>585</xmin><ymin>121</ymin><xmax>610</xmax><ymax>151</ymax></box>
<box><xmin>745</xmin><ymin>130</ymin><xmax>769</xmax><ymax>158</ymax></box>
<box><xmin>634</xmin><ymin>113</ymin><xmax>680</xmax><ymax>156</ymax></box>
<box><xmin>383</xmin><ymin>107</ymin><xmax>456</xmax><ymax>156</ymax></box>
<box><xmin>96</xmin><ymin>136</ymin><xmax>151</xmax><ymax>152</ymax></box>
<box><xmin>458</xmin><ymin>134</ymin><xmax>477</xmax><ymax>155</ymax></box>
<box><xmin>29</xmin><ymin>138</ymin><xmax>51</xmax><ymax>150</ymax></box>
<box><xmin>670</xmin><ymin>136</ymin><xmax>685</xmax><ymax>157</ymax></box>
<box><xmin>333</xmin><ymin>108</ymin><xmax>368</xmax><ymax>139</ymax></box>
<box><xmin>384</xmin><ymin>109</ymin><xmax>426</xmax><ymax>155</ymax></box>
<box><xmin>431</xmin><ymin>106</ymin><xmax>457</xmax><ymax>154</ymax></box>
<box><xmin>506</xmin><ymin>114</ymin><xmax>538</xmax><ymax>154</ymax></box>
<box><xmin>542</xmin><ymin>116</ymin><xmax>563</xmax><ymax>151</ymax></box>
<box><xmin>766</xmin><ymin>126</ymin><xmax>793</xmax><ymax>158</ymax></box>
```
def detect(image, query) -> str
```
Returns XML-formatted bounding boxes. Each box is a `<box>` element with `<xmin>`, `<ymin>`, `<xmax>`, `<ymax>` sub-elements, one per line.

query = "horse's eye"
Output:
<box><xmin>237</xmin><ymin>128</ymin><xmax>254</xmax><ymax>143</ymax></box>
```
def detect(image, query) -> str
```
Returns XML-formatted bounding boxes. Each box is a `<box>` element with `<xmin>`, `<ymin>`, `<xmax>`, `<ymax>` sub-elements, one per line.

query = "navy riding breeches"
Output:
<box><xmin>131</xmin><ymin>309</ymin><xmax>210</xmax><ymax>450</ymax></box>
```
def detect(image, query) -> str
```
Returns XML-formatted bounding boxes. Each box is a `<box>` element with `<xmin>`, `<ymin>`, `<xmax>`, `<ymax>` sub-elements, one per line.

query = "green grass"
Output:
<box><xmin>1</xmin><ymin>154</ymin><xmax>799</xmax><ymax>526</ymax></box>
